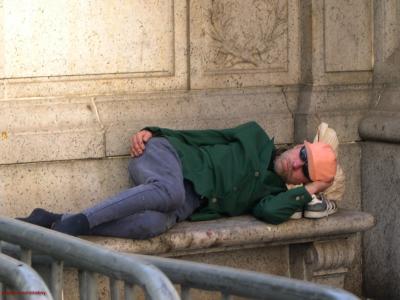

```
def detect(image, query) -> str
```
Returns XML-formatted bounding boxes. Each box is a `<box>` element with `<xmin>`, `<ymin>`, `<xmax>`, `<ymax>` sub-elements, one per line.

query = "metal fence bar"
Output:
<box><xmin>79</xmin><ymin>270</ymin><xmax>87</xmax><ymax>300</ymax></box>
<box><xmin>133</xmin><ymin>254</ymin><xmax>359</xmax><ymax>300</ymax></box>
<box><xmin>79</xmin><ymin>270</ymin><xmax>97</xmax><ymax>300</ymax></box>
<box><xmin>0</xmin><ymin>218</ymin><xmax>179</xmax><ymax>300</ymax></box>
<box><xmin>109</xmin><ymin>278</ymin><xmax>120</xmax><ymax>300</ymax></box>
<box><xmin>50</xmin><ymin>260</ymin><xmax>63</xmax><ymax>300</ymax></box>
<box><xmin>180</xmin><ymin>285</ymin><xmax>191</xmax><ymax>300</ymax></box>
<box><xmin>221</xmin><ymin>293</ymin><xmax>233</xmax><ymax>300</ymax></box>
<box><xmin>0</xmin><ymin>253</ymin><xmax>52</xmax><ymax>300</ymax></box>
<box><xmin>86</xmin><ymin>272</ymin><xmax>97</xmax><ymax>300</ymax></box>
<box><xmin>124</xmin><ymin>282</ymin><xmax>135</xmax><ymax>300</ymax></box>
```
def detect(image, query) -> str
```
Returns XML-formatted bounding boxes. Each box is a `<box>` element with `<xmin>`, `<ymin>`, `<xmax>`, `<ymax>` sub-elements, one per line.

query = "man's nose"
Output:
<box><xmin>292</xmin><ymin>159</ymin><xmax>304</xmax><ymax>169</ymax></box>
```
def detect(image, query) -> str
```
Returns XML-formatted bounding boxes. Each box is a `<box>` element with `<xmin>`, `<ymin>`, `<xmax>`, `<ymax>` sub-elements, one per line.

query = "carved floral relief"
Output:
<box><xmin>205</xmin><ymin>0</ymin><xmax>288</xmax><ymax>72</ymax></box>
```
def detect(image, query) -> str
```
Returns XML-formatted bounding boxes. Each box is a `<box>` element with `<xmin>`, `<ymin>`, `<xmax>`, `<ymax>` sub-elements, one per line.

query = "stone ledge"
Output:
<box><xmin>85</xmin><ymin>209</ymin><xmax>374</xmax><ymax>257</ymax></box>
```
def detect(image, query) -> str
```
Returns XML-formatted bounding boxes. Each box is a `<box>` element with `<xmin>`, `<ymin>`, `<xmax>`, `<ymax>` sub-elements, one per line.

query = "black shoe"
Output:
<box><xmin>17</xmin><ymin>208</ymin><xmax>62</xmax><ymax>228</ymax></box>
<box><xmin>52</xmin><ymin>213</ymin><xmax>90</xmax><ymax>236</ymax></box>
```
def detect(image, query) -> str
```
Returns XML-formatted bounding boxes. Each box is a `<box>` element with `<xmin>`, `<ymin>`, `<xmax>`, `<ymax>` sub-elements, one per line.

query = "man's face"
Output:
<box><xmin>274</xmin><ymin>144</ymin><xmax>311</xmax><ymax>185</ymax></box>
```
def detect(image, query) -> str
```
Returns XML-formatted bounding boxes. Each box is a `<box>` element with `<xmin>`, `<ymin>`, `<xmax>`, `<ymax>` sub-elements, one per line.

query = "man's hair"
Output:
<box><xmin>275</xmin><ymin>144</ymin><xmax>291</xmax><ymax>157</ymax></box>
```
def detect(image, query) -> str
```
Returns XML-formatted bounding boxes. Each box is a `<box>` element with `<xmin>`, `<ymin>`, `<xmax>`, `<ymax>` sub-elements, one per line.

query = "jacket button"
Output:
<box><xmin>211</xmin><ymin>198</ymin><xmax>217</xmax><ymax>203</ymax></box>
<box><xmin>295</xmin><ymin>196</ymin><xmax>300</xmax><ymax>201</ymax></box>
<box><xmin>254</xmin><ymin>171</ymin><xmax>260</xmax><ymax>177</ymax></box>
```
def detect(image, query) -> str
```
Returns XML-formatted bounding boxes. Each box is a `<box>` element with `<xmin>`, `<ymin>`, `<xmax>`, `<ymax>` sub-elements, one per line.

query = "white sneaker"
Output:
<box><xmin>304</xmin><ymin>194</ymin><xmax>337</xmax><ymax>219</ymax></box>
<box><xmin>290</xmin><ymin>209</ymin><xmax>303</xmax><ymax>219</ymax></box>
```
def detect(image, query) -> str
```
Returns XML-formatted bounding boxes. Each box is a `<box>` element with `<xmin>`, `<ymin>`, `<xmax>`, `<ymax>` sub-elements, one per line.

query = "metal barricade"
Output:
<box><xmin>0</xmin><ymin>252</ymin><xmax>52</xmax><ymax>300</ymax></box>
<box><xmin>0</xmin><ymin>217</ymin><xmax>179</xmax><ymax>300</ymax></box>
<box><xmin>0</xmin><ymin>217</ymin><xmax>359</xmax><ymax>300</ymax></box>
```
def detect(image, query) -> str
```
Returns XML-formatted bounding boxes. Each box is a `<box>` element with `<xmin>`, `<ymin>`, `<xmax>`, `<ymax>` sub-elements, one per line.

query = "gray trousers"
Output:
<box><xmin>72</xmin><ymin>137</ymin><xmax>202</xmax><ymax>239</ymax></box>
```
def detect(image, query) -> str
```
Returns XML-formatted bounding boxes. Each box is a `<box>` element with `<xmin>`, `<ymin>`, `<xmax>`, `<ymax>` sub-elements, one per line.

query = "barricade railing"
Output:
<box><xmin>0</xmin><ymin>217</ymin><xmax>179</xmax><ymax>300</ymax></box>
<box><xmin>0</xmin><ymin>252</ymin><xmax>52</xmax><ymax>300</ymax></box>
<box><xmin>0</xmin><ymin>217</ymin><xmax>359</xmax><ymax>300</ymax></box>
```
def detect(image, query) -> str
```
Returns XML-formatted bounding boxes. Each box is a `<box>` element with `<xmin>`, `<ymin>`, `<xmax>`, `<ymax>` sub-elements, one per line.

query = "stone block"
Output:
<box><xmin>362</xmin><ymin>142</ymin><xmax>400</xmax><ymax>300</ymax></box>
<box><xmin>343</xmin><ymin>233</ymin><xmax>363</xmax><ymax>297</ymax></box>
<box><xmin>295</xmin><ymin>84</ymin><xmax>371</xmax><ymax>143</ymax></box>
<box><xmin>338</xmin><ymin>143</ymin><xmax>362</xmax><ymax>211</ymax></box>
<box><xmin>96</xmin><ymin>87</ymin><xmax>297</xmax><ymax>156</ymax></box>
<box><xmin>0</xmin><ymin>157</ymin><xmax>130</xmax><ymax>217</ymax></box>
<box><xmin>3</xmin><ymin>0</ymin><xmax>172</xmax><ymax>77</ymax></box>
<box><xmin>1</xmin><ymin>0</ymin><xmax>188</xmax><ymax>97</ymax></box>
<box><xmin>324</xmin><ymin>0</ymin><xmax>373</xmax><ymax>72</ymax></box>
<box><xmin>305</xmin><ymin>0</ymin><xmax>373</xmax><ymax>85</ymax></box>
<box><xmin>190</xmin><ymin>0</ymin><xmax>300</xmax><ymax>89</ymax></box>
<box><xmin>0</xmin><ymin>81</ymin><xmax>4</xmax><ymax>99</ymax></box>
<box><xmin>373</xmin><ymin>0</ymin><xmax>400</xmax><ymax>84</ymax></box>
<box><xmin>0</xmin><ymin>98</ymin><xmax>104</xmax><ymax>164</ymax></box>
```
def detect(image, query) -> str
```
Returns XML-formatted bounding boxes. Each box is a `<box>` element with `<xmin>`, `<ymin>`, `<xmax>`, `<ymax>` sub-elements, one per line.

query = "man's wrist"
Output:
<box><xmin>305</xmin><ymin>183</ymin><xmax>317</xmax><ymax>195</ymax></box>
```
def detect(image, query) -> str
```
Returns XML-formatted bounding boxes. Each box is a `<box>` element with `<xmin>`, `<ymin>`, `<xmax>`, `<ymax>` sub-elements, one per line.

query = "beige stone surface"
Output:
<box><xmin>306</xmin><ymin>0</ymin><xmax>373</xmax><ymax>85</ymax></box>
<box><xmin>338</xmin><ymin>143</ymin><xmax>362</xmax><ymax>211</ymax></box>
<box><xmin>96</xmin><ymin>87</ymin><xmax>297</xmax><ymax>156</ymax></box>
<box><xmin>324</xmin><ymin>0</ymin><xmax>373</xmax><ymax>72</ymax></box>
<box><xmin>3</xmin><ymin>0</ymin><xmax>174</xmax><ymax>77</ymax></box>
<box><xmin>0</xmin><ymin>80</ymin><xmax>4</xmax><ymax>99</ymax></box>
<box><xmin>0</xmin><ymin>98</ymin><xmax>104</xmax><ymax>164</ymax></box>
<box><xmin>344</xmin><ymin>233</ymin><xmax>363</xmax><ymax>296</ymax></box>
<box><xmin>0</xmin><ymin>157</ymin><xmax>130</xmax><ymax>217</ymax></box>
<box><xmin>181</xmin><ymin>246</ymin><xmax>289</xmax><ymax>276</ymax></box>
<box><xmin>190</xmin><ymin>0</ymin><xmax>300</xmax><ymax>89</ymax></box>
<box><xmin>0</xmin><ymin>0</ymin><xmax>188</xmax><ymax>97</ymax></box>
<box><xmin>295</xmin><ymin>84</ymin><xmax>371</xmax><ymax>143</ymax></box>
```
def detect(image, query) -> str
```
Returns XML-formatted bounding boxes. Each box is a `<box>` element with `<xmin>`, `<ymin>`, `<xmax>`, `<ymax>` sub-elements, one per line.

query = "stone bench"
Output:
<box><xmin>85</xmin><ymin>209</ymin><xmax>374</xmax><ymax>290</ymax></box>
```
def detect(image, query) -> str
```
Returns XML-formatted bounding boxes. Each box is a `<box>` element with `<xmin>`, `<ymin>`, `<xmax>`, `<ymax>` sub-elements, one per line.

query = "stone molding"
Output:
<box><xmin>306</xmin><ymin>240</ymin><xmax>355</xmax><ymax>273</ymax></box>
<box><xmin>290</xmin><ymin>239</ymin><xmax>356</xmax><ymax>289</ymax></box>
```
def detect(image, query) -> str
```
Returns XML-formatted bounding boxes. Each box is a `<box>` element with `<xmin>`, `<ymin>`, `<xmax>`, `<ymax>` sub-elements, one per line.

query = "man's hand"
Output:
<box><xmin>305</xmin><ymin>180</ymin><xmax>333</xmax><ymax>195</ymax></box>
<box><xmin>131</xmin><ymin>130</ymin><xmax>153</xmax><ymax>157</ymax></box>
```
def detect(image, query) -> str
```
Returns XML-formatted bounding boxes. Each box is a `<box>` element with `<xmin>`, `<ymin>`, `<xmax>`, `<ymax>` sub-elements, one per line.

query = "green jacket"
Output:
<box><xmin>145</xmin><ymin>121</ymin><xmax>311</xmax><ymax>224</ymax></box>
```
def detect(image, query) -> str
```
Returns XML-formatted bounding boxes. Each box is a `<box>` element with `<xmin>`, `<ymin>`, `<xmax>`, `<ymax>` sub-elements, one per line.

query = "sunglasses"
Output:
<box><xmin>300</xmin><ymin>146</ymin><xmax>311</xmax><ymax>181</ymax></box>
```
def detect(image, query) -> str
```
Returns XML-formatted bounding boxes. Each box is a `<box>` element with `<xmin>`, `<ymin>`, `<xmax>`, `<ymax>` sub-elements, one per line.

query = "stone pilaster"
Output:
<box><xmin>359</xmin><ymin>0</ymin><xmax>400</xmax><ymax>299</ymax></box>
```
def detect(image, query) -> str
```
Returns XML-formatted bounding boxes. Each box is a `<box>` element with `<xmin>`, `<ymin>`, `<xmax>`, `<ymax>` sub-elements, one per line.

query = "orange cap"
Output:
<box><xmin>304</xmin><ymin>141</ymin><xmax>337</xmax><ymax>182</ymax></box>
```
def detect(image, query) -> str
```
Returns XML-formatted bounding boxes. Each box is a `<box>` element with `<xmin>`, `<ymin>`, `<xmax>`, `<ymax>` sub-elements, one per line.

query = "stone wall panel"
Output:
<box><xmin>295</xmin><ymin>84</ymin><xmax>371</xmax><ymax>143</ymax></box>
<box><xmin>96</xmin><ymin>87</ymin><xmax>297</xmax><ymax>156</ymax></box>
<box><xmin>190</xmin><ymin>0</ymin><xmax>300</xmax><ymax>89</ymax></box>
<box><xmin>308</xmin><ymin>0</ymin><xmax>373</xmax><ymax>85</ymax></box>
<box><xmin>324</xmin><ymin>0</ymin><xmax>373</xmax><ymax>72</ymax></box>
<box><xmin>3</xmin><ymin>0</ymin><xmax>174</xmax><ymax>77</ymax></box>
<box><xmin>0</xmin><ymin>157</ymin><xmax>130</xmax><ymax>217</ymax></box>
<box><xmin>0</xmin><ymin>98</ymin><xmax>105</xmax><ymax>164</ymax></box>
<box><xmin>0</xmin><ymin>0</ymin><xmax>188</xmax><ymax>97</ymax></box>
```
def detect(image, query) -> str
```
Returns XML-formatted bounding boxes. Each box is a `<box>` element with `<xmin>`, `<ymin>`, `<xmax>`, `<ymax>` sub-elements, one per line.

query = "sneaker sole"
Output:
<box><xmin>290</xmin><ymin>211</ymin><xmax>303</xmax><ymax>219</ymax></box>
<box><xmin>304</xmin><ymin>208</ymin><xmax>338</xmax><ymax>219</ymax></box>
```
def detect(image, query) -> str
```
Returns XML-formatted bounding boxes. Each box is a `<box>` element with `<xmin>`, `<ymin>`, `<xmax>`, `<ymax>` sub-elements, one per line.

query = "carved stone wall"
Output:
<box><xmin>0</xmin><ymin>0</ymin><xmax>377</xmax><ymax>297</ymax></box>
